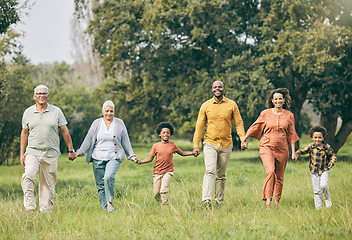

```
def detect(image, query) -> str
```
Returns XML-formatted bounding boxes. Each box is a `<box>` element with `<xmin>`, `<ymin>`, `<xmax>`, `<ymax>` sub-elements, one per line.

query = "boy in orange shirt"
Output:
<box><xmin>138</xmin><ymin>122</ymin><xmax>196</xmax><ymax>205</ymax></box>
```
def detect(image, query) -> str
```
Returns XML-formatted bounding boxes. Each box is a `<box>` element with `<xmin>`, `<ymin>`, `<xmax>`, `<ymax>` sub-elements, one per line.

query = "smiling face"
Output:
<box><xmin>102</xmin><ymin>106</ymin><xmax>114</xmax><ymax>121</ymax></box>
<box><xmin>312</xmin><ymin>131</ymin><xmax>324</xmax><ymax>147</ymax></box>
<box><xmin>159</xmin><ymin>127</ymin><xmax>171</xmax><ymax>142</ymax></box>
<box><xmin>212</xmin><ymin>81</ymin><xmax>224</xmax><ymax>99</ymax></box>
<box><xmin>271</xmin><ymin>93</ymin><xmax>285</xmax><ymax>109</ymax></box>
<box><xmin>33</xmin><ymin>88</ymin><xmax>49</xmax><ymax>106</ymax></box>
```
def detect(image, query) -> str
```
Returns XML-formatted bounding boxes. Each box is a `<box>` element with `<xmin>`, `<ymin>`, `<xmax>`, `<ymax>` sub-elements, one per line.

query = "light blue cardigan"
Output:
<box><xmin>76</xmin><ymin>117</ymin><xmax>136</xmax><ymax>164</ymax></box>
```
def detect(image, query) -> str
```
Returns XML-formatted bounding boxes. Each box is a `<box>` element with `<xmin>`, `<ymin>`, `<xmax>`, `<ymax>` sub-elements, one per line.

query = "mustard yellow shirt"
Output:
<box><xmin>193</xmin><ymin>96</ymin><xmax>245</xmax><ymax>149</ymax></box>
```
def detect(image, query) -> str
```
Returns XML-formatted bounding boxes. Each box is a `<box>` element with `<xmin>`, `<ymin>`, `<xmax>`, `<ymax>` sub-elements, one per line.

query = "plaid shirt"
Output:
<box><xmin>296</xmin><ymin>141</ymin><xmax>337</xmax><ymax>175</ymax></box>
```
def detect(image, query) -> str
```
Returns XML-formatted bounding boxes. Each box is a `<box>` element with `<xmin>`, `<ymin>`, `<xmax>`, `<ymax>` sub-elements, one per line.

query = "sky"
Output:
<box><xmin>15</xmin><ymin>0</ymin><xmax>75</xmax><ymax>64</ymax></box>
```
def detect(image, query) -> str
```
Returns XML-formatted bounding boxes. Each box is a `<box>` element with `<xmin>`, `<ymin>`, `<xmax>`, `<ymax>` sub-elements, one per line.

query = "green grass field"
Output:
<box><xmin>1</xmin><ymin>138</ymin><xmax>351</xmax><ymax>239</ymax></box>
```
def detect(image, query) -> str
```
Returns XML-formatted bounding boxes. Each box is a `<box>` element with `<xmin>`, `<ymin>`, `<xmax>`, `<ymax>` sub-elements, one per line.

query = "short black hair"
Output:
<box><xmin>309</xmin><ymin>125</ymin><xmax>328</xmax><ymax>138</ymax></box>
<box><xmin>156</xmin><ymin>122</ymin><xmax>174</xmax><ymax>135</ymax></box>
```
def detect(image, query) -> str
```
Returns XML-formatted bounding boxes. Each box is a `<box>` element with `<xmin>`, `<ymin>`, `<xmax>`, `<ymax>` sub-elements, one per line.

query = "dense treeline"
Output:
<box><xmin>76</xmin><ymin>0</ymin><xmax>352</xmax><ymax>150</ymax></box>
<box><xmin>0</xmin><ymin>0</ymin><xmax>351</xmax><ymax>165</ymax></box>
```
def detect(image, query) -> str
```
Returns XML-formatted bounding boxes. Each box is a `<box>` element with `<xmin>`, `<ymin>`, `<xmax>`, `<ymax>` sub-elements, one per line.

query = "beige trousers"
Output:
<box><xmin>21</xmin><ymin>153</ymin><xmax>58</xmax><ymax>212</ymax></box>
<box><xmin>202</xmin><ymin>143</ymin><xmax>232</xmax><ymax>202</ymax></box>
<box><xmin>153</xmin><ymin>172</ymin><xmax>173</xmax><ymax>204</ymax></box>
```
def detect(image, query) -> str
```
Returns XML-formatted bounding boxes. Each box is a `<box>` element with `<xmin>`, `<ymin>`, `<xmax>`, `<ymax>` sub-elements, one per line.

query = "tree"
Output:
<box><xmin>72</xmin><ymin>0</ymin><xmax>104</xmax><ymax>87</ymax></box>
<box><xmin>77</xmin><ymin>0</ymin><xmax>262</xmax><ymax>140</ymax></box>
<box><xmin>0</xmin><ymin>55</ymin><xmax>36</xmax><ymax>165</ymax></box>
<box><xmin>0</xmin><ymin>0</ymin><xmax>20</xmax><ymax>34</ymax></box>
<box><xmin>256</xmin><ymin>0</ymin><xmax>352</xmax><ymax>152</ymax></box>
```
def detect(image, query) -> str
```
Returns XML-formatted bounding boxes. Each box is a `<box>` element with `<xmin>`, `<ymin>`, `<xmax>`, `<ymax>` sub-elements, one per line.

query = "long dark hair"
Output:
<box><xmin>266</xmin><ymin>88</ymin><xmax>291</xmax><ymax>110</ymax></box>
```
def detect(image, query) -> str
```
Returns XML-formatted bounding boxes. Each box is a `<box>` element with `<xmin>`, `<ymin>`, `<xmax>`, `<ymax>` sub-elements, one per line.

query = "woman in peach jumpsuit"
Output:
<box><xmin>241</xmin><ymin>88</ymin><xmax>299</xmax><ymax>208</ymax></box>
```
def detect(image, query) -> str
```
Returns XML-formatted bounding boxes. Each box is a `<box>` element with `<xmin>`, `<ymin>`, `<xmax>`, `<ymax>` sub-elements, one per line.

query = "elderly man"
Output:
<box><xmin>20</xmin><ymin>85</ymin><xmax>75</xmax><ymax>212</ymax></box>
<box><xmin>193</xmin><ymin>80</ymin><xmax>247</xmax><ymax>207</ymax></box>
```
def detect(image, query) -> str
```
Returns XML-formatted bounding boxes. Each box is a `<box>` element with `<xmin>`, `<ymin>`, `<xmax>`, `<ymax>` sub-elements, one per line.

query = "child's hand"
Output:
<box><xmin>131</xmin><ymin>157</ymin><xmax>140</xmax><ymax>164</ymax></box>
<box><xmin>328</xmin><ymin>162</ymin><xmax>333</xmax><ymax>169</ymax></box>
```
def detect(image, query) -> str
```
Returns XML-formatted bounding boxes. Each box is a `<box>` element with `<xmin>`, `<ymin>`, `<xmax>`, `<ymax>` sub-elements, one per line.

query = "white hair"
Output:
<box><xmin>212</xmin><ymin>80</ymin><xmax>224</xmax><ymax>88</ymax></box>
<box><xmin>34</xmin><ymin>85</ymin><xmax>49</xmax><ymax>95</ymax></box>
<box><xmin>102</xmin><ymin>100</ymin><xmax>115</xmax><ymax>110</ymax></box>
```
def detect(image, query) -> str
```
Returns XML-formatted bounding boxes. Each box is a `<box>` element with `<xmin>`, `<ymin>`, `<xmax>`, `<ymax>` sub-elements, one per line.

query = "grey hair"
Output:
<box><xmin>102</xmin><ymin>100</ymin><xmax>115</xmax><ymax>110</ymax></box>
<box><xmin>212</xmin><ymin>80</ymin><xmax>224</xmax><ymax>88</ymax></box>
<box><xmin>34</xmin><ymin>85</ymin><xmax>49</xmax><ymax>95</ymax></box>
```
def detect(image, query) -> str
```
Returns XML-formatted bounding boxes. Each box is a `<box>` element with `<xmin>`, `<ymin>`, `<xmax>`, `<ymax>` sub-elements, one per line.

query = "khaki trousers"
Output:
<box><xmin>202</xmin><ymin>143</ymin><xmax>232</xmax><ymax>202</ymax></box>
<box><xmin>153</xmin><ymin>172</ymin><xmax>173</xmax><ymax>204</ymax></box>
<box><xmin>21</xmin><ymin>153</ymin><xmax>58</xmax><ymax>212</ymax></box>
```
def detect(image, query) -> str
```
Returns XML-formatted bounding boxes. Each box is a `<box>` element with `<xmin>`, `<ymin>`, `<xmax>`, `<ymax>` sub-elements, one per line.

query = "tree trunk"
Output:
<box><xmin>320</xmin><ymin>110</ymin><xmax>339</xmax><ymax>144</ymax></box>
<box><xmin>290</xmin><ymin>83</ymin><xmax>309</xmax><ymax>150</ymax></box>
<box><xmin>331</xmin><ymin>118</ymin><xmax>352</xmax><ymax>153</ymax></box>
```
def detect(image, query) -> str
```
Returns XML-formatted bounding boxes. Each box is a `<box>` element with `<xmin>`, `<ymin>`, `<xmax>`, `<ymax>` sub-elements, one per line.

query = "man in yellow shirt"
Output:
<box><xmin>193</xmin><ymin>80</ymin><xmax>247</xmax><ymax>207</ymax></box>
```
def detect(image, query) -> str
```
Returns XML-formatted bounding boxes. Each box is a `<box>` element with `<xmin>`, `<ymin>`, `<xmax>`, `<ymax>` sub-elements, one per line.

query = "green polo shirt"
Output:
<box><xmin>22</xmin><ymin>104</ymin><xmax>68</xmax><ymax>157</ymax></box>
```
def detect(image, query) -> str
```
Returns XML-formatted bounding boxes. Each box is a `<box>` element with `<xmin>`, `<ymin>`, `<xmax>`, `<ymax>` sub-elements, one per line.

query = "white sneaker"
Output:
<box><xmin>325</xmin><ymin>199</ymin><xmax>332</xmax><ymax>208</ymax></box>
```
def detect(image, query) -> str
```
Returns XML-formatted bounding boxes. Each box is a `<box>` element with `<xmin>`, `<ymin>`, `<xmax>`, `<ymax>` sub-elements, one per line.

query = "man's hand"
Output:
<box><xmin>20</xmin><ymin>155</ymin><xmax>26</xmax><ymax>167</ymax></box>
<box><xmin>68</xmin><ymin>152</ymin><xmax>76</xmax><ymax>161</ymax></box>
<box><xmin>193</xmin><ymin>148</ymin><xmax>200</xmax><ymax>157</ymax></box>
<box><xmin>240</xmin><ymin>140</ymin><xmax>248</xmax><ymax>150</ymax></box>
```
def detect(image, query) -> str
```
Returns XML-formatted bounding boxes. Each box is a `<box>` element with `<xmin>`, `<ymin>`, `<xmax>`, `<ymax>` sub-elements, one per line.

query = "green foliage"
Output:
<box><xmin>49</xmin><ymin>86</ymin><xmax>101</xmax><ymax>153</ymax></box>
<box><xmin>84</xmin><ymin>0</ymin><xmax>262</xmax><ymax>141</ymax></box>
<box><xmin>222</xmin><ymin>51</ymin><xmax>273</xmax><ymax>129</ymax></box>
<box><xmin>0</xmin><ymin>0</ymin><xmax>20</xmax><ymax>34</ymax></box>
<box><xmin>1</xmin><ymin>142</ymin><xmax>352</xmax><ymax>239</ymax></box>
<box><xmin>256</xmin><ymin>0</ymin><xmax>352</xmax><ymax>150</ymax></box>
<box><xmin>0</xmin><ymin>55</ymin><xmax>36</xmax><ymax>165</ymax></box>
<box><xmin>0</xmin><ymin>58</ymin><xmax>101</xmax><ymax>165</ymax></box>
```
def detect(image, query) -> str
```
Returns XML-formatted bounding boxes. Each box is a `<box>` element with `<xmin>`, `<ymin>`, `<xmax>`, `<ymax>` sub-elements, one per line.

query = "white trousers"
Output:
<box><xmin>311</xmin><ymin>171</ymin><xmax>331</xmax><ymax>209</ymax></box>
<box><xmin>21</xmin><ymin>153</ymin><xmax>58</xmax><ymax>212</ymax></box>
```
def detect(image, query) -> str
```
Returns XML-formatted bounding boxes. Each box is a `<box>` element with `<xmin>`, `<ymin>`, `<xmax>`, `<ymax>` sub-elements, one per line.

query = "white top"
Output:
<box><xmin>92</xmin><ymin>120</ymin><xmax>117</xmax><ymax>160</ymax></box>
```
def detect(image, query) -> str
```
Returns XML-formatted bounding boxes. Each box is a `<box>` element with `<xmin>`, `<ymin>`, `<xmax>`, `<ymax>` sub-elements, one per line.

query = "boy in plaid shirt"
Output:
<box><xmin>295</xmin><ymin>126</ymin><xmax>336</xmax><ymax>209</ymax></box>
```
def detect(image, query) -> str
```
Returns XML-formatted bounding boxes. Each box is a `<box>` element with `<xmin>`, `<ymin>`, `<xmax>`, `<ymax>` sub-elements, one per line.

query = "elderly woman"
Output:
<box><xmin>241</xmin><ymin>88</ymin><xmax>299</xmax><ymax>209</ymax></box>
<box><xmin>74</xmin><ymin>100</ymin><xmax>138</xmax><ymax>211</ymax></box>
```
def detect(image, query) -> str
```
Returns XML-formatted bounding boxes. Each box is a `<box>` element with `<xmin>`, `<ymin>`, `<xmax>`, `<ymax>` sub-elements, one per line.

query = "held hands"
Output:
<box><xmin>292</xmin><ymin>153</ymin><xmax>298</xmax><ymax>162</ymax></box>
<box><xmin>131</xmin><ymin>156</ymin><xmax>141</xmax><ymax>164</ymax></box>
<box><xmin>68</xmin><ymin>152</ymin><xmax>77</xmax><ymax>161</ymax></box>
<box><xmin>328</xmin><ymin>162</ymin><xmax>333</xmax><ymax>169</ymax></box>
<box><xmin>192</xmin><ymin>148</ymin><xmax>200</xmax><ymax>157</ymax></box>
<box><xmin>68</xmin><ymin>152</ymin><xmax>81</xmax><ymax>161</ymax></box>
<box><xmin>240</xmin><ymin>140</ymin><xmax>248</xmax><ymax>150</ymax></box>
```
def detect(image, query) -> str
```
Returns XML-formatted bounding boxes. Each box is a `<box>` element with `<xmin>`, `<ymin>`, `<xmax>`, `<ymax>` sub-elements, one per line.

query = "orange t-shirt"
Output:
<box><xmin>150</xmin><ymin>141</ymin><xmax>181</xmax><ymax>174</ymax></box>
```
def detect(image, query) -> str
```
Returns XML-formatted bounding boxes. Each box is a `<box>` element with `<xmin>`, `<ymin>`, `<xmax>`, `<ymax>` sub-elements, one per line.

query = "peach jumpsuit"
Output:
<box><xmin>246</xmin><ymin>109</ymin><xmax>299</xmax><ymax>202</ymax></box>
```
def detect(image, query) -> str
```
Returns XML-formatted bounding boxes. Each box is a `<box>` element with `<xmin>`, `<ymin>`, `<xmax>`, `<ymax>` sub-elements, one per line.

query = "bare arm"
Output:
<box><xmin>60</xmin><ymin>125</ymin><xmax>75</xmax><ymax>160</ymax></box>
<box><xmin>176</xmin><ymin>149</ymin><xmax>194</xmax><ymax>156</ymax></box>
<box><xmin>291</xmin><ymin>143</ymin><xmax>297</xmax><ymax>162</ymax></box>
<box><xmin>20</xmin><ymin>128</ymin><xmax>29</xmax><ymax>167</ymax></box>
<box><xmin>139</xmin><ymin>155</ymin><xmax>155</xmax><ymax>164</ymax></box>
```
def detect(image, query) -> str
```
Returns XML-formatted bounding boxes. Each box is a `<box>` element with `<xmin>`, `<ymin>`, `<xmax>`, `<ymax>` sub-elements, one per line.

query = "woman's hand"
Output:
<box><xmin>131</xmin><ymin>156</ymin><xmax>140</xmax><ymax>164</ymax></box>
<box><xmin>241</xmin><ymin>140</ymin><xmax>248</xmax><ymax>150</ymax></box>
<box><xmin>291</xmin><ymin>152</ymin><xmax>298</xmax><ymax>162</ymax></box>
